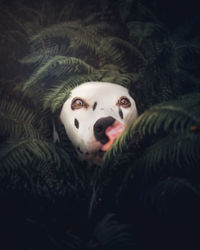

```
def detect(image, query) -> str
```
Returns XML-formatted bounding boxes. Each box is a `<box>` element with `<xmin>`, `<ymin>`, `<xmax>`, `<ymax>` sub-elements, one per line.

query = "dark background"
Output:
<box><xmin>0</xmin><ymin>0</ymin><xmax>199</xmax><ymax>28</ymax></box>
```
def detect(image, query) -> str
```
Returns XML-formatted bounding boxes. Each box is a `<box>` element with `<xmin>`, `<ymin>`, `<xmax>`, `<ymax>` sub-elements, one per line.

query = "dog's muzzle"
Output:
<box><xmin>93</xmin><ymin>116</ymin><xmax>115</xmax><ymax>144</ymax></box>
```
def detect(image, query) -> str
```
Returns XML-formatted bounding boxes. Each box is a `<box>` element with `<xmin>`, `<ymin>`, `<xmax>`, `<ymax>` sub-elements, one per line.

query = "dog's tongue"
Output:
<box><xmin>102</xmin><ymin>121</ymin><xmax>125</xmax><ymax>151</ymax></box>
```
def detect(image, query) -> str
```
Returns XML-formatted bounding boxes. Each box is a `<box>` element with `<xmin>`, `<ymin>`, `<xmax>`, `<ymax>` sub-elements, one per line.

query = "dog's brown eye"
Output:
<box><xmin>71</xmin><ymin>98</ymin><xmax>89</xmax><ymax>110</ymax></box>
<box><xmin>71</xmin><ymin>98</ymin><xmax>84</xmax><ymax>110</ymax></box>
<box><xmin>118</xmin><ymin>97</ymin><xmax>131</xmax><ymax>108</ymax></box>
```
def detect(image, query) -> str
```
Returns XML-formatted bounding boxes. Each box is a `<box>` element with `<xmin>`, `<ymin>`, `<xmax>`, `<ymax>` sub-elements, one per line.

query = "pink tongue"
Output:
<box><xmin>102</xmin><ymin>121</ymin><xmax>125</xmax><ymax>151</ymax></box>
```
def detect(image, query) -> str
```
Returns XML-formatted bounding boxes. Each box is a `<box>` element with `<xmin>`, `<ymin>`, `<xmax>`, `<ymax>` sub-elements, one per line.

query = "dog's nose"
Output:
<box><xmin>94</xmin><ymin>116</ymin><xmax>115</xmax><ymax>144</ymax></box>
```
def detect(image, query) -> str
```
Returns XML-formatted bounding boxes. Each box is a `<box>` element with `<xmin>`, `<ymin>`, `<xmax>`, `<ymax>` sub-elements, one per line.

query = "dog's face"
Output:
<box><xmin>60</xmin><ymin>82</ymin><xmax>138</xmax><ymax>164</ymax></box>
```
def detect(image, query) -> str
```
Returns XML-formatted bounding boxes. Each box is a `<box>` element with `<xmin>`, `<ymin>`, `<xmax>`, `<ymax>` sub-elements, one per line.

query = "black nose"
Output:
<box><xmin>94</xmin><ymin>116</ymin><xmax>115</xmax><ymax>144</ymax></box>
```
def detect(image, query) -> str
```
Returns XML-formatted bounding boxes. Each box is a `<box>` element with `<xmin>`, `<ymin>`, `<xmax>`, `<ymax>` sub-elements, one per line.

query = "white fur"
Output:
<box><xmin>60</xmin><ymin>81</ymin><xmax>138</xmax><ymax>163</ymax></box>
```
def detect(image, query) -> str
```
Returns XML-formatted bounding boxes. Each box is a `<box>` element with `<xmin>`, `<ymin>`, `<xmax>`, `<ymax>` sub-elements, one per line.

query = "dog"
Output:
<box><xmin>60</xmin><ymin>81</ymin><xmax>138</xmax><ymax>165</ymax></box>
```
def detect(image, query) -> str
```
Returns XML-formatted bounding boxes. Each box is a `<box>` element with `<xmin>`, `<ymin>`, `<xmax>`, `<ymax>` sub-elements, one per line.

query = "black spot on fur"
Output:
<box><xmin>74</xmin><ymin>118</ymin><xmax>79</xmax><ymax>129</ymax></box>
<box><xmin>93</xmin><ymin>102</ymin><xmax>97</xmax><ymax>111</ymax></box>
<box><xmin>77</xmin><ymin>147</ymin><xmax>83</xmax><ymax>154</ymax></box>
<box><xmin>119</xmin><ymin>108</ymin><xmax>124</xmax><ymax>119</ymax></box>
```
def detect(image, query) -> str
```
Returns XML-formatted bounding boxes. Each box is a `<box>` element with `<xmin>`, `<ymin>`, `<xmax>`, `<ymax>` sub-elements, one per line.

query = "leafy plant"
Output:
<box><xmin>15</xmin><ymin>15</ymin><xmax>145</xmax><ymax>112</ymax></box>
<box><xmin>87</xmin><ymin>214</ymin><xmax>136</xmax><ymax>250</ymax></box>
<box><xmin>0</xmin><ymin>93</ymin><xmax>82</xmax><ymax>198</ymax></box>
<box><xmin>102</xmin><ymin>93</ymin><xmax>200</xmax><ymax>184</ymax></box>
<box><xmin>0</xmin><ymin>1</ymin><xmax>200</xmax><ymax>249</ymax></box>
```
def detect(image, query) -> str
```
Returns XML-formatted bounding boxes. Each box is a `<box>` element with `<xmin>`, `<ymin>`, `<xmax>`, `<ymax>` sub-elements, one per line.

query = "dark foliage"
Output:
<box><xmin>0</xmin><ymin>0</ymin><xmax>200</xmax><ymax>249</ymax></box>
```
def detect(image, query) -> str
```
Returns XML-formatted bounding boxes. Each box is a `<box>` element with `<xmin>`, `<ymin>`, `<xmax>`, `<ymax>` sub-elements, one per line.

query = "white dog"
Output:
<box><xmin>60</xmin><ymin>82</ymin><xmax>138</xmax><ymax>164</ymax></box>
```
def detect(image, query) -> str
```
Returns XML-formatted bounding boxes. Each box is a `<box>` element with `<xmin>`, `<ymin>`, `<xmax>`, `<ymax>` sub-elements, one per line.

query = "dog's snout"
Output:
<box><xmin>94</xmin><ymin>116</ymin><xmax>115</xmax><ymax>144</ymax></box>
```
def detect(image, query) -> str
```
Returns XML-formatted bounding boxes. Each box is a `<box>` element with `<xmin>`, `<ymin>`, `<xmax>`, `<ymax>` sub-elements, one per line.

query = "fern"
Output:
<box><xmin>15</xmin><ymin>8</ymin><xmax>154</xmax><ymax>113</ymax></box>
<box><xmin>19</xmin><ymin>47</ymin><xmax>62</xmax><ymax>65</ymax></box>
<box><xmin>100</xmin><ymin>71</ymin><xmax>140</xmax><ymax>89</ymax></box>
<box><xmin>127</xmin><ymin>21</ymin><xmax>163</xmax><ymax>46</ymax></box>
<box><xmin>0</xmin><ymin>95</ymin><xmax>51</xmax><ymax>139</ymax></box>
<box><xmin>165</xmin><ymin>39</ymin><xmax>200</xmax><ymax>74</ymax></box>
<box><xmin>43</xmin><ymin>73</ymin><xmax>101</xmax><ymax>112</ymax></box>
<box><xmin>29</xmin><ymin>21</ymin><xmax>101</xmax><ymax>55</ymax></box>
<box><xmin>43</xmin><ymin>68</ymin><xmax>139</xmax><ymax>112</ymax></box>
<box><xmin>126</xmin><ymin>93</ymin><xmax>200</xmax><ymax>137</ymax></box>
<box><xmin>99</xmin><ymin>36</ymin><xmax>146</xmax><ymax>70</ymax></box>
<box><xmin>0</xmin><ymin>93</ymin><xmax>77</xmax><ymax>194</ymax></box>
<box><xmin>22</xmin><ymin>56</ymin><xmax>95</xmax><ymax>91</ymax></box>
<box><xmin>103</xmin><ymin>93</ymin><xmax>200</xmax><ymax>177</ymax></box>
<box><xmin>57</xmin><ymin>0</ymin><xmax>77</xmax><ymax>22</ymax></box>
<box><xmin>87</xmin><ymin>214</ymin><xmax>135</xmax><ymax>250</ymax></box>
<box><xmin>125</xmin><ymin>132</ymin><xmax>200</xmax><ymax>179</ymax></box>
<box><xmin>119</xmin><ymin>0</ymin><xmax>158</xmax><ymax>23</ymax></box>
<box><xmin>22</xmin><ymin>19</ymin><xmax>145</xmax><ymax>71</ymax></box>
<box><xmin>86</xmin><ymin>22</ymin><xmax>122</xmax><ymax>37</ymax></box>
<box><xmin>0</xmin><ymin>138</ymin><xmax>61</xmax><ymax>171</ymax></box>
<box><xmin>1</xmin><ymin>2</ymin><xmax>200</xmax><ymax>249</ymax></box>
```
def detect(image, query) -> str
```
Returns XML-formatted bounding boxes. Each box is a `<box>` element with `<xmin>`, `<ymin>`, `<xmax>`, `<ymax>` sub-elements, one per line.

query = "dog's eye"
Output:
<box><xmin>118</xmin><ymin>97</ymin><xmax>131</xmax><ymax>108</ymax></box>
<box><xmin>71</xmin><ymin>98</ymin><xmax>86</xmax><ymax>110</ymax></box>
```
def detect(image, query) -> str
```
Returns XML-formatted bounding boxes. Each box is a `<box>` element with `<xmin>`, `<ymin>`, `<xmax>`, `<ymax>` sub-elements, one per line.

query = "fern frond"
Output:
<box><xmin>0</xmin><ymin>156</ymin><xmax>78</xmax><ymax>204</ymax></box>
<box><xmin>114</xmin><ymin>93</ymin><xmax>200</xmax><ymax>150</ymax></box>
<box><xmin>5</xmin><ymin>30</ymin><xmax>28</xmax><ymax>42</ymax></box>
<box><xmin>128</xmin><ymin>93</ymin><xmax>200</xmax><ymax>136</ymax></box>
<box><xmin>0</xmin><ymin>138</ymin><xmax>61</xmax><ymax>172</ymax></box>
<box><xmin>19</xmin><ymin>47</ymin><xmax>61</xmax><ymax>65</ymax></box>
<box><xmin>103</xmin><ymin>93</ymin><xmax>200</xmax><ymax>165</ymax></box>
<box><xmin>167</xmin><ymin>39</ymin><xmax>200</xmax><ymax>72</ymax></box>
<box><xmin>102</xmin><ymin>72</ymin><xmax>140</xmax><ymax>88</ymax></box>
<box><xmin>99</xmin><ymin>37</ymin><xmax>146</xmax><ymax>69</ymax></box>
<box><xmin>30</xmin><ymin>21</ymin><xmax>100</xmax><ymax>54</ymax></box>
<box><xmin>57</xmin><ymin>0</ymin><xmax>82</xmax><ymax>22</ymax></box>
<box><xmin>0</xmin><ymin>135</ymin><xmax>76</xmax><ymax>193</ymax></box>
<box><xmin>43</xmin><ymin>72</ymin><xmax>102</xmax><ymax>112</ymax></box>
<box><xmin>107</xmin><ymin>131</ymin><xmax>200</xmax><ymax>186</ymax></box>
<box><xmin>95</xmin><ymin>64</ymin><xmax>140</xmax><ymax>88</ymax></box>
<box><xmin>119</xmin><ymin>0</ymin><xmax>158</xmax><ymax>23</ymax></box>
<box><xmin>86</xmin><ymin>22</ymin><xmax>121</xmax><ymax>37</ymax></box>
<box><xmin>87</xmin><ymin>214</ymin><xmax>135</xmax><ymax>250</ymax></box>
<box><xmin>43</xmin><ymin>68</ymin><xmax>140</xmax><ymax>112</ymax></box>
<box><xmin>130</xmin><ymin>132</ymin><xmax>200</xmax><ymax>176</ymax></box>
<box><xmin>176</xmin><ymin>41</ymin><xmax>200</xmax><ymax>54</ymax></box>
<box><xmin>22</xmin><ymin>56</ymin><xmax>95</xmax><ymax>91</ymax></box>
<box><xmin>27</xmin><ymin>21</ymin><xmax>145</xmax><ymax>72</ymax></box>
<box><xmin>128</xmin><ymin>21</ymin><xmax>163</xmax><ymax>45</ymax></box>
<box><xmin>0</xmin><ymin>96</ymin><xmax>51</xmax><ymax>139</ymax></box>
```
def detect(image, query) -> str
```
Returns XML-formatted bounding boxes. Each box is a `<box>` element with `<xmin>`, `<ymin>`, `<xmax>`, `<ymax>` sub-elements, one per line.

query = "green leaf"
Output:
<box><xmin>0</xmin><ymin>95</ymin><xmax>51</xmax><ymax>139</ymax></box>
<box><xmin>22</xmin><ymin>56</ymin><xmax>95</xmax><ymax>91</ymax></box>
<box><xmin>103</xmin><ymin>93</ymin><xmax>200</xmax><ymax>176</ymax></box>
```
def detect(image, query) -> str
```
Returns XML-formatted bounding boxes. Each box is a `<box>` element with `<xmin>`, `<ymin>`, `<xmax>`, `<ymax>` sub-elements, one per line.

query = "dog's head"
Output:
<box><xmin>60</xmin><ymin>82</ymin><xmax>138</xmax><ymax>164</ymax></box>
